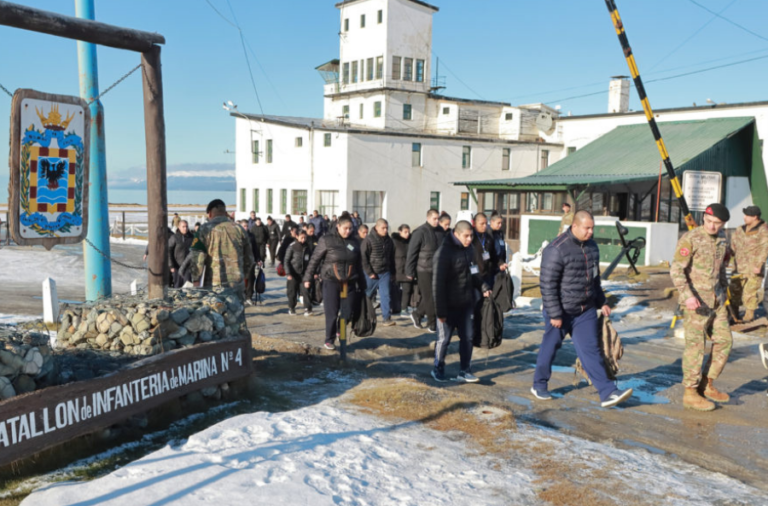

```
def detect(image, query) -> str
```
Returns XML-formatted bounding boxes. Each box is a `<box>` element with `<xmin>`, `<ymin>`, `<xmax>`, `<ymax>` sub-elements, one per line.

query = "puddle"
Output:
<box><xmin>526</xmin><ymin>364</ymin><xmax>575</xmax><ymax>374</ymax></box>
<box><xmin>507</xmin><ymin>395</ymin><xmax>532</xmax><ymax>408</ymax></box>
<box><xmin>621</xmin><ymin>438</ymin><xmax>667</xmax><ymax>455</ymax></box>
<box><xmin>618</xmin><ymin>377</ymin><xmax>671</xmax><ymax>404</ymax></box>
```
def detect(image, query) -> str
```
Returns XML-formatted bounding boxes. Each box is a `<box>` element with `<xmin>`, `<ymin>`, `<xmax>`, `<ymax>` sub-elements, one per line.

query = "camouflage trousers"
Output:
<box><xmin>729</xmin><ymin>275</ymin><xmax>764</xmax><ymax>311</ymax></box>
<box><xmin>682</xmin><ymin>304</ymin><xmax>733</xmax><ymax>388</ymax></box>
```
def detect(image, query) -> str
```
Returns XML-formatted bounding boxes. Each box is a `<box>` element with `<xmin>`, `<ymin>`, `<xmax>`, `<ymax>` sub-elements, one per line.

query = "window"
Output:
<box><xmin>352</xmin><ymin>61</ymin><xmax>358</xmax><ymax>83</ymax></box>
<box><xmin>267</xmin><ymin>189</ymin><xmax>273</xmax><ymax>213</ymax></box>
<box><xmin>540</xmin><ymin>149</ymin><xmax>549</xmax><ymax>170</ymax></box>
<box><xmin>366</xmin><ymin>58</ymin><xmax>374</xmax><ymax>81</ymax></box>
<box><xmin>280</xmin><ymin>189</ymin><xmax>287</xmax><ymax>214</ymax></box>
<box><xmin>442</xmin><ymin>107</ymin><xmax>450</xmax><ymax>115</ymax></box>
<box><xmin>377</xmin><ymin>9</ymin><xmax>383</xmax><ymax>23</ymax></box>
<box><xmin>342</xmin><ymin>62</ymin><xmax>350</xmax><ymax>84</ymax></box>
<box><xmin>392</xmin><ymin>56</ymin><xmax>401</xmax><ymax>80</ymax></box>
<box><xmin>502</xmin><ymin>148</ymin><xmax>510</xmax><ymax>171</ymax></box>
<box><xmin>375</xmin><ymin>56</ymin><xmax>383</xmax><ymax>79</ymax></box>
<box><xmin>251</xmin><ymin>139</ymin><xmax>259</xmax><ymax>164</ymax></box>
<box><xmin>292</xmin><ymin>190</ymin><xmax>307</xmax><ymax>215</ymax></box>
<box><xmin>374</xmin><ymin>101</ymin><xmax>381</xmax><ymax>117</ymax></box>
<box><xmin>542</xmin><ymin>193</ymin><xmax>554</xmax><ymax>211</ymax></box>
<box><xmin>352</xmin><ymin>191</ymin><xmax>384</xmax><ymax>223</ymax></box>
<box><xmin>324</xmin><ymin>133</ymin><xmax>332</xmax><ymax>147</ymax></box>
<box><xmin>360</xmin><ymin>14</ymin><xmax>365</xmax><ymax>28</ymax></box>
<box><xmin>360</xmin><ymin>103</ymin><xmax>364</xmax><ymax>119</ymax></box>
<box><xmin>295</xmin><ymin>137</ymin><xmax>303</xmax><ymax>147</ymax></box>
<box><xmin>403</xmin><ymin>104</ymin><xmax>412</xmax><ymax>120</ymax></box>
<box><xmin>415</xmin><ymin>59</ymin><xmax>425</xmax><ymax>82</ymax></box>
<box><xmin>239</xmin><ymin>188</ymin><xmax>246</xmax><ymax>212</ymax></box>
<box><xmin>342</xmin><ymin>105</ymin><xmax>349</xmax><ymax>118</ymax></box>
<box><xmin>460</xmin><ymin>192</ymin><xmax>470</xmax><ymax>211</ymax></box>
<box><xmin>266</xmin><ymin>139</ymin><xmax>273</xmax><ymax>163</ymax></box>
<box><xmin>567</xmin><ymin>146</ymin><xmax>576</xmax><ymax>155</ymax></box>
<box><xmin>412</xmin><ymin>143</ymin><xmax>421</xmax><ymax>167</ymax></box>
<box><xmin>430</xmin><ymin>191</ymin><xmax>440</xmax><ymax>210</ymax></box>
<box><xmin>252</xmin><ymin>189</ymin><xmax>259</xmax><ymax>213</ymax></box>
<box><xmin>403</xmin><ymin>58</ymin><xmax>413</xmax><ymax>81</ymax></box>
<box><xmin>462</xmin><ymin>146</ymin><xmax>471</xmax><ymax>169</ymax></box>
<box><xmin>526</xmin><ymin>192</ymin><xmax>539</xmax><ymax>212</ymax></box>
<box><xmin>317</xmin><ymin>190</ymin><xmax>339</xmax><ymax>217</ymax></box>
<box><xmin>505</xmin><ymin>113</ymin><xmax>513</xmax><ymax>121</ymax></box>
<box><xmin>344</xmin><ymin>18</ymin><xmax>349</xmax><ymax>31</ymax></box>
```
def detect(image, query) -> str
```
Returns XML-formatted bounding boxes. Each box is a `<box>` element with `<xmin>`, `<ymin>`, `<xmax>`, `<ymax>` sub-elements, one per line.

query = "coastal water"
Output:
<box><xmin>107</xmin><ymin>190</ymin><xmax>236</xmax><ymax>206</ymax></box>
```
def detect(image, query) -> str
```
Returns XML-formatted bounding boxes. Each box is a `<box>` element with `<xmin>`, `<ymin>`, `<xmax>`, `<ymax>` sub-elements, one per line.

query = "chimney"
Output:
<box><xmin>608</xmin><ymin>76</ymin><xmax>630</xmax><ymax>114</ymax></box>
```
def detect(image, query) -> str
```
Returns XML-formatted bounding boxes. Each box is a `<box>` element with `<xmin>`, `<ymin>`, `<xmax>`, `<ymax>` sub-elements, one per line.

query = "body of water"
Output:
<box><xmin>108</xmin><ymin>189</ymin><xmax>237</xmax><ymax>206</ymax></box>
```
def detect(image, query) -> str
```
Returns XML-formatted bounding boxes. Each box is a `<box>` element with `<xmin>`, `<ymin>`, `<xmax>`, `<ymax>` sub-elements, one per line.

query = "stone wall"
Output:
<box><xmin>0</xmin><ymin>325</ymin><xmax>55</xmax><ymax>400</ymax></box>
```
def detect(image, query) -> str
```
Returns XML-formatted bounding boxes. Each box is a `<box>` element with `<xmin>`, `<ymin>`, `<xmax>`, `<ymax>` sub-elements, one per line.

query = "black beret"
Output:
<box><xmin>743</xmin><ymin>205</ymin><xmax>761</xmax><ymax>217</ymax></box>
<box><xmin>704</xmin><ymin>203</ymin><xmax>730</xmax><ymax>222</ymax></box>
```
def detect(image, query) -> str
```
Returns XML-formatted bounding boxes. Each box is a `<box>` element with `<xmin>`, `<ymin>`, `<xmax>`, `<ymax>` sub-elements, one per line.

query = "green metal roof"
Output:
<box><xmin>457</xmin><ymin>117</ymin><xmax>756</xmax><ymax>189</ymax></box>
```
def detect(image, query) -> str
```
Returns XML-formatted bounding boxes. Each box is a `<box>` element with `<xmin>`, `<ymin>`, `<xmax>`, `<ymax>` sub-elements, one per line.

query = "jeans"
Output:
<box><xmin>365</xmin><ymin>271</ymin><xmax>391</xmax><ymax>320</ymax></box>
<box><xmin>533</xmin><ymin>308</ymin><xmax>616</xmax><ymax>402</ymax></box>
<box><xmin>434</xmin><ymin>305</ymin><xmax>474</xmax><ymax>374</ymax></box>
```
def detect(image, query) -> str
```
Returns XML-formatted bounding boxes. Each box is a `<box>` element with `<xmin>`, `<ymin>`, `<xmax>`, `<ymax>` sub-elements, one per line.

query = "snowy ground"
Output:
<box><xmin>20</xmin><ymin>372</ymin><xmax>768</xmax><ymax>506</ymax></box>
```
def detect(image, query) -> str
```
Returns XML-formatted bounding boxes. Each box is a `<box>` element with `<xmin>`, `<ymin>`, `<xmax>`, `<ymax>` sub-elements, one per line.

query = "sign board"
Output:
<box><xmin>9</xmin><ymin>89</ymin><xmax>90</xmax><ymax>250</ymax></box>
<box><xmin>682</xmin><ymin>171</ymin><xmax>723</xmax><ymax>212</ymax></box>
<box><xmin>0</xmin><ymin>338</ymin><xmax>252</xmax><ymax>467</ymax></box>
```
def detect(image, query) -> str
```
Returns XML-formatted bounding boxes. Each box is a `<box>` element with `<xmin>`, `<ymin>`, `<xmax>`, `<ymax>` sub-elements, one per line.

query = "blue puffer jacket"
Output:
<box><xmin>540</xmin><ymin>229</ymin><xmax>606</xmax><ymax>319</ymax></box>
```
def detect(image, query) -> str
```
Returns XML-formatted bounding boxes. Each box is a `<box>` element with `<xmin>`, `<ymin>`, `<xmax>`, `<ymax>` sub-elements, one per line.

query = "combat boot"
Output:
<box><xmin>684</xmin><ymin>387</ymin><xmax>715</xmax><ymax>412</ymax></box>
<box><xmin>743</xmin><ymin>309</ymin><xmax>755</xmax><ymax>323</ymax></box>
<box><xmin>698</xmin><ymin>377</ymin><xmax>730</xmax><ymax>403</ymax></box>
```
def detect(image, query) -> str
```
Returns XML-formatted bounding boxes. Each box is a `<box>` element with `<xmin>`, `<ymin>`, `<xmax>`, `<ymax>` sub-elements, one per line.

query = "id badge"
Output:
<box><xmin>482</xmin><ymin>251</ymin><xmax>491</xmax><ymax>261</ymax></box>
<box><xmin>593</xmin><ymin>265</ymin><xmax>598</xmax><ymax>278</ymax></box>
<box><xmin>304</xmin><ymin>254</ymin><xmax>310</xmax><ymax>261</ymax></box>
<box><xmin>498</xmin><ymin>239</ymin><xmax>505</xmax><ymax>247</ymax></box>
<box><xmin>347</xmin><ymin>244</ymin><xmax>355</xmax><ymax>251</ymax></box>
<box><xmin>470</xmin><ymin>265</ymin><xmax>479</xmax><ymax>275</ymax></box>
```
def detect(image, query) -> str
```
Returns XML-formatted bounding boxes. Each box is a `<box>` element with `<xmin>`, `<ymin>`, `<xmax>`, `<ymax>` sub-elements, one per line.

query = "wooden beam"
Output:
<box><xmin>0</xmin><ymin>0</ymin><xmax>165</xmax><ymax>52</ymax></box>
<box><xmin>142</xmin><ymin>46</ymin><xmax>168</xmax><ymax>300</ymax></box>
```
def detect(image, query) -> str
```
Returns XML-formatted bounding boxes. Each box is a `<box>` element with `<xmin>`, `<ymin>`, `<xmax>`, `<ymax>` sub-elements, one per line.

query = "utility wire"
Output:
<box><xmin>685</xmin><ymin>0</ymin><xmax>768</xmax><ymax>44</ymax></box>
<box><xmin>223</xmin><ymin>0</ymin><xmax>266</xmax><ymax>116</ymax></box>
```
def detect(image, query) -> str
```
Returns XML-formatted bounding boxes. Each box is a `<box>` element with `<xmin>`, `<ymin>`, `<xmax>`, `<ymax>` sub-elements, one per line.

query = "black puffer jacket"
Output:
<box><xmin>405</xmin><ymin>222</ymin><xmax>440</xmax><ymax>277</ymax></box>
<box><xmin>303</xmin><ymin>231</ymin><xmax>365</xmax><ymax>289</ymax></box>
<box><xmin>267</xmin><ymin>222</ymin><xmax>281</xmax><ymax>242</ymax></box>
<box><xmin>392</xmin><ymin>232</ymin><xmax>411</xmax><ymax>282</ymax></box>
<box><xmin>250</xmin><ymin>223</ymin><xmax>268</xmax><ymax>244</ymax></box>
<box><xmin>471</xmin><ymin>231</ymin><xmax>499</xmax><ymax>281</ymax></box>
<box><xmin>284</xmin><ymin>240</ymin><xmax>310</xmax><ymax>279</ymax></box>
<box><xmin>433</xmin><ymin>231</ymin><xmax>489</xmax><ymax>319</ymax></box>
<box><xmin>540</xmin><ymin>229</ymin><xmax>606</xmax><ymax>319</ymax></box>
<box><xmin>361</xmin><ymin>231</ymin><xmax>395</xmax><ymax>276</ymax></box>
<box><xmin>168</xmin><ymin>230</ymin><xmax>194</xmax><ymax>270</ymax></box>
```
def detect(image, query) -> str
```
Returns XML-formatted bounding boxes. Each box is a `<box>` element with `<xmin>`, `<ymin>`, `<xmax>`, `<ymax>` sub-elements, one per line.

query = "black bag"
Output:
<box><xmin>353</xmin><ymin>295</ymin><xmax>377</xmax><ymax>338</ymax></box>
<box><xmin>390</xmin><ymin>280</ymin><xmax>402</xmax><ymax>314</ymax></box>
<box><xmin>492</xmin><ymin>271</ymin><xmax>515</xmax><ymax>313</ymax></box>
<box><xmin>473</xmin><ymin>297</ymin><xmax>504</xmax><ymax>349</ymax></box>
<box><xmin>311</xmin><ymin>278</ymin><xmax>323</xmax><ymax>305</ymax></box>
<box><xmin>255</xmin><ymin>268</ymin><xmax>266</xmax><ymax>294</ymax></box>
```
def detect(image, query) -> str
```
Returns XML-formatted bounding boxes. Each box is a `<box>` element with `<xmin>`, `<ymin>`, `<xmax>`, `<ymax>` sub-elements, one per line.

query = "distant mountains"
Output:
<box><xmin>109</xmin><ymin>163</ymin><xmax>235</xmax><ymax>191</ymax></box>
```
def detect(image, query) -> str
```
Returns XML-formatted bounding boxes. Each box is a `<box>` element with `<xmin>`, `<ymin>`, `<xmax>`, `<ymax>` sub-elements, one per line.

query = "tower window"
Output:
<box><xmin>403</xmin><ymin>104</ymin><xmax>412</xmax><ymax>120</ymax></box>
<box><xmin>377</xmin><ymin>10</ymin><xmax>383</xmax><ymax>23</ymax></box>
<box><xmin>360</xmin><ymin>14</ymin><xmax>365</xmax><ymax>28</ymax></box>
<box><xmin>392</xmin><ymin>56</ymin><xmax>401</xmax><ymax>80</ymax></box>
<box><xmin>403</xmin><ymin>58</ymin><xmax>413</xmax><ymax>81</ymax></box>
<box><xmin>415</xmin><ymin>59</ymin><xmax>425</xmax><ymax>82</ymax></box>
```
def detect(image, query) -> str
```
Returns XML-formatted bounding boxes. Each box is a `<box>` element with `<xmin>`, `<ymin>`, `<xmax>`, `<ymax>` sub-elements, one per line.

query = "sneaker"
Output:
<box><xmin>601</xmin><ymin>388</ymin><xmax>633</xmax><ymax>408</ymax></box>
<box><xmin>761</xmin><ymin>343</ymin><xmax>768</xmax><ymax>370</ymax></box>
<box><xmin>304</xmin><ymin>310</ymin><xmax>314</xmax><ymax>317</ymax></box>
<box><xmin>427</xmin><ymin>325</ymin><xmax>436</xmax><ymax>334</ymax></box>
<box><xmin>244</xmin><ymin>299</ymin><xmax>254</xmax><ymax>307</ymax></box>
<box><xmin>455</xmin><ymin>371</ymin><xmax>480</xmax><ymax>383</ymax></box>
<box><xmin>410</xmin><ymin>313</ymin><xmax>423</xmax><ymax>329</ymax></box>
<box><xmin>382</xmin><ymin>319</ymin><xmax>396</xmax><ymax>327</ymax></box>
<box><xmin>373</xmin><ymin>301</ymin><xmax>381</xmax><ymax>309</ymax></box>
<box><xmin>431</xmin><ymin>369</ymin><xmax>448</xmax><ymax>383</ymax></box>
<box><xmin>530</xmin><ymin>387</ymin><xmax>553</xmax><ymax>401</ymax></box>
<box><xmin>399</xmin><ymin>310</ymin><xmax>407</xmax><ymax>318</ymax></box>
<box><xmin>323</xmin><ymin>342</ymin><xmax>336</xmax><ymax>351</ymax></box>
<box><xmin>288</xmin><ymin>309</ymin><xmax>296</xmax><ymax>316</ymax></box>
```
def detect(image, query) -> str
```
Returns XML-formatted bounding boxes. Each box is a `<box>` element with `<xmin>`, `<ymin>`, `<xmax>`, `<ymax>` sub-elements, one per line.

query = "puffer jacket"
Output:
<box><xmin>267</xmin><ymin>222</ymin><xmax>281</xmax><ymax>242</ymax></box>
<box><xmin>303</xmin><ymin>230</ymin><xmax>365</xmax><ymax>289</ymax></box>
<box><xmin>250</xmin><ymin>223</ymin><xmax>268</xmax><ymax>244</ymax></box>
<box><xmin>405</xmin><ymin>222</ymin><xmax>440</xmax><ymax>277</ymax></box>
<box><xmin>471</xmin><ymin>231</ymin><xmax>500</xmax><ymax>282</ymax></box>
<box><xmin>433</xmin><ymin>230</ymin><xmax>489</xmax><ymax>319</ymax></box>
<box><xmin>361</xmin><ymin>231</ymin><xmax>395</xmax><ymax>276</ymax></box>
<box><xmin>392</xmin><ymin>232</ymin><xmax>411</xmax><ymax>282</ymax></box>
<box><xmin>168</xmin><ymin>230</ymin><xmax>194</xmax><ymax>271</ymax></box>
<box><xmin>540</xmin><ymin>229</ymin><xmax>606</xmax><ymax>319</ymax></box>
<box><xmin>491</xmin><ymin>229</ymin><xmax>507</xmax><ymax>264</ymax></box>
<box><xmin>284</xmin><ymin>240</ymin><xmax>311</xmax><ymax>279</ymax></box>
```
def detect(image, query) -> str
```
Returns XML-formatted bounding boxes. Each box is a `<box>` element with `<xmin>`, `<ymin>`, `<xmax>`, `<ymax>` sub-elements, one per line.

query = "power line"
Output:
<box><xmin>685</xmin><ymin>0</ymin><xmax>768</xmax><ymax>44</ymax></box>
<box><xmin>223</xmin><ymin>0</ymin><xmax>265</xmax><ymax>116</ymax></box>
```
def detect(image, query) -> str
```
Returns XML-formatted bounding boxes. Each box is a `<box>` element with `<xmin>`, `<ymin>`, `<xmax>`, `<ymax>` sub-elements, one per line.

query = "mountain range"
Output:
<box><xmin>108</xmin><ymin>163</ymin><xmax>235</xmax><ymax>191</ymax></box>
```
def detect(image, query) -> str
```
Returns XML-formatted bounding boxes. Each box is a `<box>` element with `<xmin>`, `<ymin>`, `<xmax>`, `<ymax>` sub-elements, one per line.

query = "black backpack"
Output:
<box><xmin>353</xmin><ymin>295</ymin><xmax>377</xmax><ymax>338</ymax></box>
<box><xmin>492</xmin><ymin>271</ymin><xmax>515</xmax><ymax>313</ymax></box>
<box><xmin>311</xmin><ymin>278</ymin><xmax>323</xmax><ymax>305</ymax></box>
<box><xmin>473</xmin><ymin>297</ymin><xmax>504</xmax><ymax>349</ymax></box>
<box><xmin>255</xmin><ymin>268</ymin><xmax>266</xmax><ymax>294</ymax></box>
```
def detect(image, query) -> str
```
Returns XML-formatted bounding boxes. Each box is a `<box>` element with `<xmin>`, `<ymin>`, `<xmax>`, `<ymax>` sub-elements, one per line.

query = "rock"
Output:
<box><xmin>156</xmin><ymin>309</ymin><xmax>170</xmax><ymax>322</ymax></box>
<box><xmin>95</xmin><ymin>334</ymin><xmax>109</xmax><ymax>347</ymax></box>
<box><xmin>209</xmin><ymin>301</ymin><xmax>227</xmax><ymax>314</ymax></box>
<box><xmin>123</xmin><ymin>345</ymin><xmax>133</xmax><ymax>354</ymax></box>
<box><xmin>87</xmin><ymin>309</ymin><xmax>99</xmax><ymax>323</ymax></box>
<box><xmin>201</xmin><ymin>386</ymin><xmax>218</xmax><ymax>398</ymax></box>
<box><xmin>71</xmin><ymin>331</ymin><xmax>86</xmax><ymax>344</ymax></box>
<box><xmin>177</xmin><ymin>334</ymin><xmax>196</xmax><ymax>347</ymax></box>
<box><xmin>13</xmin><ymin>375</ymin><xmax>36</xmax><ymax>394</ymax></box>
<box><xmin>169</xmin><ymin>327</ymin><xmax>188</xmax><ymax>340</ymax></box>
<box><xmin>184</xmin><ymin>316</ymin><xmax>212</xmax><ymax>333</ymax></box>
<box><xmin>97</xmin><ymin>312</ymin><xmax>117</xmax><ymax>334</ymax></box>
<box><xmin>154</xmin><ymin>320</ymin><xmax>179</xmax><ymax>339</ymax></box>
<box><xmin>0</xmin><ymin>364</ymin><xmax>18</xmax><ymax>376</ymax></box>
<box><xmin>74</xmin><ymin>368</ymin><xmax>95</xmax><ymax>381</ymax></box>
<box><xmin>109</xmin><ymin>321</ymin><xmax>123</xmax><ymax>337</ymax></box>
<box><xmin>199</xmin><ymin>331</ymin><xmax>213</xmax><ymax>342</ymax></box>
<box><xmin>0</xmin><ymin>349</ymin><xmax>25</xmax><ymax>371</ymax></box>
<box><xmin>171</xmin><ymin>308</ymin><xmax>191</xmax><ymax>325</ymax></box>
<box><xmin>120</xmin><ymin>333</ymin><xmax>134</xmax><ymax>346</ymax></box>
<box><xmin>194</xmin><ymin>306</ymin><xmax>210</xmax><ymax>316</ymax></box>
<box><xmin>0</xmin><ymin>377</ymin><xmax>16</xmax><ymax>400</ymax></box>
<box><xmin>208</xmin><ymin>312</ymin><xmax>225</xmax><ymax>331</ymax></box>
<box><xmin>23</xmin><ymin>347</ymin><xmax>44</xmax><ymax>376</ymax></box>
<box><xmin>162</xmin><ymin>341</ymin><xmax>176</xmax><ymax>352</ymax></box>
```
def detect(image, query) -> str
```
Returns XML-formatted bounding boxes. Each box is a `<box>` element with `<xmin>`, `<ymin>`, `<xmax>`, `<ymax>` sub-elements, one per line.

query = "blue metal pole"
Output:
<box><xmin>76</xmin><ymin>0</ymin><xmax>112</xmax><ymax>300</ymax></box>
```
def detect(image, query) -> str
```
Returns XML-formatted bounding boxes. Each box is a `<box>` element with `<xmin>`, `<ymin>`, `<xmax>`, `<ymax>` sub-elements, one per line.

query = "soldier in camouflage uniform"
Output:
<box><xmin>670</xmin><ymin>203</ymin><xmax>733</xmax><ymax>412</ymax></box>
<box><xmin>728</xmin><ymin>206</ymin><xmax>768</xmax><ymax>322</ymax></box>
<box><xmin>189</xmin><ymin>199</ymin><xmax>255</xmax><ymax>300</ymax></box>
<box><xmin>558</xmin><ymin>202</ymin><xmax>574</xmax><ymax>235</ymax></box>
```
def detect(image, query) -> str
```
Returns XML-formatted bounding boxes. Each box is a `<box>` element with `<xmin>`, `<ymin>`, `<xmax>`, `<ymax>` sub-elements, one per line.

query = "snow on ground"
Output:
<box><xmin>21</xmin><ymin>387</ymin><xmax>768</xmax><ymax>506</ymax></box>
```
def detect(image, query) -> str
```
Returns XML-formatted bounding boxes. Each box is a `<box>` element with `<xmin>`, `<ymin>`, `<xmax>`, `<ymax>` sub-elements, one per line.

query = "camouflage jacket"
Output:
<box><xmin>190</xmin><ymin>216</ymin><xmax>255</xmax><ymax>290</ymax></box>
<box><xmin>730</xmin><ymin>220</ymin><xmax>768</xmax><ymax>278</ymax></box>
<box><xmin>670</xmin><ymin>226</ymin><xmax>728</xmax><ymax>309</ymax></box>
<box><xmin>559</xmin><ymin>212</ymin><xmax>574</xmax><ymax>235</ymax></box>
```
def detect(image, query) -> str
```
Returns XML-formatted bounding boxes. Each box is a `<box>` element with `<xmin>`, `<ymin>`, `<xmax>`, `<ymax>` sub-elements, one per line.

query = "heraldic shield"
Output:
<box><xmin>9</xmin><ymin>89</ymin><xmax>90</xmax><ymax>249</ymax></box>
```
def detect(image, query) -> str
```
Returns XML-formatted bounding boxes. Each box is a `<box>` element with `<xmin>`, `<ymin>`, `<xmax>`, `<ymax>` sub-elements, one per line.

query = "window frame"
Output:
<box><xmin>374</xmin><ymin>101</ymin><xmax>382</xmax><ymax>118</ymax></box>
<box><xmin>377</xmin><ymin>9</ymin><xmax>383</xmax><ymax>23</ymax></box>
<box><xmin>360</xmin><ymin>103</ymin><xmax>364</xmax><ymax>119</ymax></box>
<box><xmin>280</xmin><ymin>189</ymin><xmax>287</xmax><ymax>215</ymax></box>
<box><xmin>442</xmin><ymin>107</ymin><xmax>450</xmax><ymax>115</ymax></box>
<box><xmin>360</xmin><ymin>14</ymin><xmax>365</xmax><ymax>28</ymax></box>
<box><xmin>295</xmin><ymin>137</ymin><xmax>303</xmax><ymax>148</ymax></box>
<box><xmin>352</xmin><ymin>190</ymin><xmax>385</xmax><ymax>223</ymax></box>
<box><xmin>462</xmin><ymin>146</ymin><xmax>472</xmax><ymax>169</ymax></box>
<box><xmin>540</xmin><ymin>149</ymin><xmax>549</xmax><ymax>171</ymax></box>
<box><xmin>403</xmin><ymin>57</ymin><xmax>413</xmax><ymax>81</ymax></box>
<box><xmin>415</xmin><ymin>59</ymin><xmax>425</xmax><ymax>82</ymax></box>
<box><xmin>266</xmin><ymin>189</ymin><xmax>273</xmax><ymax>214</ymax></box>
<box><xmin>375</xmin><ymin>56</ymin><xmax>383</xmax><ymax>79</ymax></box>
<box><xmin>366</xmin><ymin>57</ymin><xmax>374</xmax><ymax>81</ymax></box>
<box><xmin>351</xmin><ymin>60</ymin><xmax>358</xmax><ymax>83</ymax></box>
<box><xmin>391</xmin><ymin>56</ymin><xmax>401</xmax><ymax>80</ymax></box>
<box><xmin>251</xmin><ymin>139</ymin><xmax>259</xmax><ymax>164</ymax></box>
<box><xmin>239</xmin><ymin>188</ymin><xmax>246</xmax><ymax>212</ymax></box>
<box><xmin>460</xmin><ymin>192</ymin><xmax>470</xmax><ymax>211</ymax></box>
<box><xmin>344</xmin><ymin>18</ymin><xmax>349</xmax><ymax>32</ymax></box>
<box><xmin>342</xmin><ymin>62</ymin><xmax>350</xmax><ymax>84</ymax></box>
<box><xmin>502</xmin><ymin>147</ymin><xmax>510</xmax><ymax>171</ymax></box>
<box><xmin>429</xmin><ymin>191</ymin><xmax>440</xmax><ymax>211</ymax></box>
<box><xmin>292</xmin><ymin>190</ymin><xmax>308</xmax><ymax>215</ymax></box>
<box><xmin>403</xmin><ymin>103</ymin><xmax>412</xmax><ymax>120</ymax></box>
<box><xmin>342</xmin><ymin>105</ymin><xmax>350</xmax><ymax>119</ymax></box>
<box><xmin>252</xmin><ymin>189</ymin><xmax>259</xmax><ymax>213</ymax></box>
<box><xmin>324</xmin><ymin>133</ymin><xmax>332</xmax><ymax>147</ymax></box>
<box><xmin>266</xmin><ymin>139</ymin><xmax>273</xmax><ymax>164</ymax></box>
<box><xmin>505</xmin><ymin>112</ymin><xmax>513</xmax><ymax>121</ymax></box>
<box><xmin>412</xmin><ymin>142</ymin><xmax>421</xmax><ymax>167</ymax></box>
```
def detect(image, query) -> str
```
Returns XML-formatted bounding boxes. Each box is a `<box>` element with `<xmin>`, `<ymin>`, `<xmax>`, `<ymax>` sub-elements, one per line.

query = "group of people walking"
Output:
<box><xmin>184</xmin><ymin>197</ymin><xmax>768</xmax><ymax>412</ymax></box>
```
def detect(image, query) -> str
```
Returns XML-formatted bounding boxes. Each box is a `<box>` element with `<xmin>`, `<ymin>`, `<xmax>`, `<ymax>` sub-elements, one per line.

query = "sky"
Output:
<box><xmin>2</xmin><ymin>0</ymin><xmax>768</xmax><ymax>197</ymax></box>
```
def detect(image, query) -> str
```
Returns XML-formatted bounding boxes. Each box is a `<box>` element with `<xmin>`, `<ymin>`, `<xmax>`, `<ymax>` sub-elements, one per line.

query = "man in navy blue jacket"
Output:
<box><xmin>532</xmin><ymin>210</ymin><xmax>632</xmax><ymax>408</ymax></box>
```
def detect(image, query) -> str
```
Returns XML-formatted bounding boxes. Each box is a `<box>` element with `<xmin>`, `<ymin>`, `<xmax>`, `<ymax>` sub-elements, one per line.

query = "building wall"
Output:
<box><xmin>337</xmin><ymin>0</ymin><xmax>388</xmax><ymax>95</ymax></box>
<box><xmin>385</xmin><ymin>0</ymin><xmax>432</xmax><ymax>93</ymax></box>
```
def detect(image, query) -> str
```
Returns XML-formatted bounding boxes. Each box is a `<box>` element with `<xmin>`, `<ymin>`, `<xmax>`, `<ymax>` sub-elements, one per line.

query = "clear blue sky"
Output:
<box><xmin>2</xmin><ymin>0</ymin><xmax>768</xmax><ymax>194</ymax></box>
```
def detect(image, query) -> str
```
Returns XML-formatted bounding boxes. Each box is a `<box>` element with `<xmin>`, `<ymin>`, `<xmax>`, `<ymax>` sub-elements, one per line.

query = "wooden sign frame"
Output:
<box><xmin>0</xmin><ymin>338</ymin><xmax>252</xmax><ymax>467</ymax></box>
<box><xmin>8</xmin><ymin>89</ymin><xmax>90</xmax><ymax>250</ymax></box>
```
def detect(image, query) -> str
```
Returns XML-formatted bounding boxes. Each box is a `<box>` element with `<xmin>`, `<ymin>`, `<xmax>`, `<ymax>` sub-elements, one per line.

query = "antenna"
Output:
<box><xmin>430</xmin><ymin>57</ymin><xmax>446</xmax><ymax>92</ymax></box>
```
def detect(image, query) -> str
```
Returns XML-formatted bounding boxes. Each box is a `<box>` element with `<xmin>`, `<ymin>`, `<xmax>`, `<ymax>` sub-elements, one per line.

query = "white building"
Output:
<box><xmin>233</xmin><ymin>0</ymin><xmax>562</xmax><ymax>225</ymax></box>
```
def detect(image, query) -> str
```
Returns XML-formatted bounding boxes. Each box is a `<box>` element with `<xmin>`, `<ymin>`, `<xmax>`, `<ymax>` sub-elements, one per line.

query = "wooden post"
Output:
<box><xmin>42</xmin><ymin>277</ymin><xmax>59</xmax><ymax>325</ymax></box>
<box><xmin>122</xmin><ymin>211</ymin><xmax>126</xmax><ymax>240</ymax></box>
<box><xmin>141</xmin><ymin>45</ymin><xmax>168</xmax><ymax>300</ymax></box>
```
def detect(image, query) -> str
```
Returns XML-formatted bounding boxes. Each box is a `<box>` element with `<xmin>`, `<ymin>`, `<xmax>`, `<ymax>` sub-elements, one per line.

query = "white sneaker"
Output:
<box><xmin>760</xmin><ymin>343</ymin><xmax>768</xmax><ymax>370</ymax></box>
<box><xmin>454</xmin><ymin>371</ymin><xmax>479</xmax><ymax>383</ymax></box>
<box><xmin>601</xmin><ymin>388</ymin><xmax>633</xmax><ymax>408</ymax></box>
